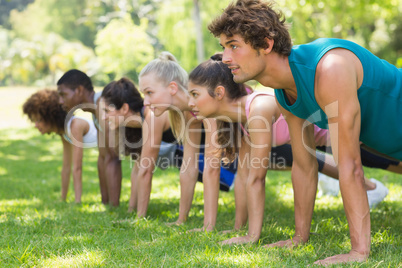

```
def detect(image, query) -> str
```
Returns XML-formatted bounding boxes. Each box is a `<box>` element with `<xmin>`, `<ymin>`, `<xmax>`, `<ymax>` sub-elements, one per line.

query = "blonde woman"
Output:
<box><xmin>138</xmin><ymin>52</ymin><xmax>236</xmax><ymax>230</ymax></box>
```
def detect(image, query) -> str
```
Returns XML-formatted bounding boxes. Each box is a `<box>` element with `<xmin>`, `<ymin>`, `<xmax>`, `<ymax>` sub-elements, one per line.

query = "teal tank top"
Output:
<box><xmin>275</xmin><ymin>38</ymin><xmax>402</xmax><ymax>160</ymax></box>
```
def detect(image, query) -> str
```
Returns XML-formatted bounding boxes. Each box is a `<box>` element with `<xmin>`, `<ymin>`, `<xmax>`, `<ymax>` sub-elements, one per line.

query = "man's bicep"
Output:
<box><xmin>328</xmin><ymin>96</ymin><xmax>361</xmax><ymax>167</ymax></box>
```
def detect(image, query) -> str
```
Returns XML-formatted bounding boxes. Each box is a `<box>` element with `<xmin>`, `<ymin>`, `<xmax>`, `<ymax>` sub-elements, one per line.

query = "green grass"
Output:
<box><xmin>0</xmin><ymin>128</ymin><xmax>401</xmax><ymax>267</ymax></box>
<box><xmin>0</xmin><ymin>86</ymin><xmax>401</xmax><ymax>267</ymax></box>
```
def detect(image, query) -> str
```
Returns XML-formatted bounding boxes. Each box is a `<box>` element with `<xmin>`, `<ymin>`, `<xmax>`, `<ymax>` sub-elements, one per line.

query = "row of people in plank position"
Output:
<box><xmin>22</xmin><ymin>0</ymin><xmax>402</xmax><ymax>265</ymax></box>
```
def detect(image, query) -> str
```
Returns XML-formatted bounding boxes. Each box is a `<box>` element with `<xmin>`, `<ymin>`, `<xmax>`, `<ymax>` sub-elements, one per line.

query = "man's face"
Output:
<box><xmin>219</xmin><ymin>34</ymin><xmax>266</xmax><ymax>84</ymax></box>
<box><xmin>57</xmin><ymin>84</ymin><xmax>81</xmax><ymax>112</ymax></box>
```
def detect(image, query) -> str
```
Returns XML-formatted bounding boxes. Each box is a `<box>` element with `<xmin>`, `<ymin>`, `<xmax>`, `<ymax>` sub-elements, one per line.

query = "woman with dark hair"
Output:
<box><xmin>187</xmin><ymin>53</ymin><xmax>397</xmax><ymax>244</ymax></box>
<box><xmin>101</xmin><ymin>77</ymin><xmax>237</xmax><ymax>218</ymax></box>
<box><xmin>100</xmin><ymin>77</ymin><xmax>174</xmax><ymax>216</ymax></box>
<box><xmin>23</xmin><ymin>89</ymin><xmax>97</xmax><ymax>203</ymax></box>
<box><xmin>138</xmin><ymin>52</ymin><xmax>239</xmax><ymax>230</ymax></box>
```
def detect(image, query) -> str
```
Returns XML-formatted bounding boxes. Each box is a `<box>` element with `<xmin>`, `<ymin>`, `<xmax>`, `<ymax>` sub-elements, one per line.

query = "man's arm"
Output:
<box><xmin>97</xmin><ymin>107</ymin><xmax>121</xmax><ymax>207</ymax></box>
<box><xmin>314</xmin><ymin>49</ymin><xmax>370</xmax><ymax>265</ymax></box>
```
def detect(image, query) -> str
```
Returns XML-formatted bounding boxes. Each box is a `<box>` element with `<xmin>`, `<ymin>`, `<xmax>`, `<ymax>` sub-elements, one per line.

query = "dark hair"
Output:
<box><xmin>22</xmin><ymin>89</ymin><xmax>67</xmax><ymax>134</ymax></box>
<box><xmin>57</xmin><ymin>69</ymin><xmax>94</xmax><ymax>92</ymax></box>
<box><xmin>189</xmin><ymin>53</ymin><xmax>250</xmax><ymax>162</ymax></box>
<box><xmin>101</xmin><ymin>77</ymin><xmax>143</xmax><ymax>158</ymax></box>
<box><xmin>208</xmin><ymin>0</ymin><xmax>292</xmax><ymax>56</ymax></box>
<box><xmin>102</xmin><ymin>77</ymin><xmax>144</xmax><ymax>113</ymax></box>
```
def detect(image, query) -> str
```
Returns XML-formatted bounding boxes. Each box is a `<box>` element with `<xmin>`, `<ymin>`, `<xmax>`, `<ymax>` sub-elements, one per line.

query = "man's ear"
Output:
<box><xmin>76</xmin><ymin>85</ymin><xmax>85</xmax><ymax>97</ymax></box>
<box><xmin>168</xmin><ymin>81</ymin><xmax>179</xmax><ymax>96</ymax></box>
<box><xmin>263</xmin><ymin>37</ymin><xmax>275</xmax><ymax>54</ymax></box>
<box><xmin>214</xmin><ymin>86</ymin><xmax>225</xmax><ymax>101</ymax></box>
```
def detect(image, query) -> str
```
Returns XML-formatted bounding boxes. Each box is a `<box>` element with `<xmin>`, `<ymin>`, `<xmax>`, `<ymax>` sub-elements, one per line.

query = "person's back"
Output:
<box><xmin>208</xmin><ymin>0</ymin><xmax>401</xmax><ymax>265</ymax></box>
<box><xmin>275</xmin><ymin>38</ymin><xmax>402</xmax><ymax>160</ymax></box>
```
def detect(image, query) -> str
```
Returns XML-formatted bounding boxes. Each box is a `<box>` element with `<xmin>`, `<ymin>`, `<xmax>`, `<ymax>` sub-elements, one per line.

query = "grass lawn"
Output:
<box><xmin>0</xmin><ymin>87</ymin><xmax>401</xmax><ymax>267</ymax></box>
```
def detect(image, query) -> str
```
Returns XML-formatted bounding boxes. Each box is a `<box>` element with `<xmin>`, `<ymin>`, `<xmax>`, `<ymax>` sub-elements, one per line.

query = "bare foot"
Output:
<box><xmin>313</xmin><ymin>251</ymin><xmax>368</xmax><ymax>266</ymax></box>
<box><xmin>188</xmin><ymin>227</ymin><xmax>205</xmax><ymax>233</ymax></box>
<box><xmin>219</xmin><ymin>229</ymin><xmax>234</xmax><ymax>235</ymax></box>
<box><xmin>263</xmin><ymin>237</ymin><xmax>303</xmax><ymax>249</ymax></box>
<box><xmin>165</xmin><ymin>220</ymin><xmax>184</xmax><ymax>227</ymax></box>
<box><xmin>127</xmin><ymin>206</ymin><xmax>135</xmax><ymax>213</ymax></box>
<box><xmin>220</xmin><ymin>235</ymin><xmax>256</xmax><ymax>245</ymax></box>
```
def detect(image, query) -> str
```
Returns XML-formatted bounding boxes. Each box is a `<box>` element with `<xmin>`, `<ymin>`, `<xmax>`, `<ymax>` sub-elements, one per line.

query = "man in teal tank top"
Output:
<box><xmin>209</xmin><ymin>0</ymin><xmax>401</xmax><ymax>265</ymax></box>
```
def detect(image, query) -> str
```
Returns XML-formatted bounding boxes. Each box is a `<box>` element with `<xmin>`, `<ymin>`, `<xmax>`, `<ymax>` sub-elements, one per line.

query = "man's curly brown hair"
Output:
<box><xmin>208</xmin><ymin>0</ymin><xmax>292</xmax><ymax>56</ymax></box>
<box><xmin>23</xmin><ymin>89</ymin><xmax>67</xmax><ymax>134</ymax></box>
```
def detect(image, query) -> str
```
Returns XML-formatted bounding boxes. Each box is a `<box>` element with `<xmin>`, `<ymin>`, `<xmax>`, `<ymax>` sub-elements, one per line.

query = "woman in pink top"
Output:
<box><xmin>187</xmin><ymin>53</ymin><xmax>398</xmax><ymax>245</ymax></box>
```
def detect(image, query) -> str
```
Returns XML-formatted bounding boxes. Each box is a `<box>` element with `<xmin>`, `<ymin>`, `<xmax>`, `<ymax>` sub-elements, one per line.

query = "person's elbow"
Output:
<box><xmin>61</xmin><ymin>168</ymin><xmax>71</xmax><ymax>177</ymax></box>
<box><xmin>180</xmin><ymin>167</ymin><xmax>199</xmax><ymax>184</ymax></box>
<box><xmin>339</xmin><ymin>156</ymin><xmax>364</xmax><ymax>182</ymax></box>
<box><xmin>137</xmin><ymin>166</ymin><xmax>154</xmax><ymax>183</ymax></box>
<box><xmin>202</xmin><ymin>166</ymin><xmax>220</xmax><ymax>182</ymax></box>
<box><xmin>247</xmin><ymin>174</ymin><xmax>266</xmax><ymax>188</ymax></box>
<box><xmin>72</xmin><ymin>165</ymin><xmax>82</xmax><ymax>176</ymax></box>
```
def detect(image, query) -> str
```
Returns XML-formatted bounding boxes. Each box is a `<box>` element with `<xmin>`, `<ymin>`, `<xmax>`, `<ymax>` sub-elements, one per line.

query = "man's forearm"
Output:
<box><xmin>292</xmin><ymin>164</ymin><xmax>318</xmax><ymax>242</ymax></box>
<box><xmin>338</xmin><ymin>163</ymin><xmax>371</xmax><ymax>255</ymax></box>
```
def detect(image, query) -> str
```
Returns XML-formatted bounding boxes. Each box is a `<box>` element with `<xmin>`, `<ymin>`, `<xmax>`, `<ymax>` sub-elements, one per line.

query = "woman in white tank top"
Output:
<box><xmin>23</xmin><ymin>89</ymin><xmax>97</xmax><ymax>203</ymax></box>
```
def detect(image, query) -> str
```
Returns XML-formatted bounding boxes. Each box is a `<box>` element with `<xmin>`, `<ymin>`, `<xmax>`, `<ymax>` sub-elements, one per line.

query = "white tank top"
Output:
<box><xmin>64</xmin><ymin>116</ymin><xmax>97</xmax><ymax>148</ymax></box>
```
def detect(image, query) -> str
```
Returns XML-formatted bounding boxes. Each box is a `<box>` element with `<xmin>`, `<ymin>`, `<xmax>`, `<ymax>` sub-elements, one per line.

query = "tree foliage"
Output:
<box><xmin>0</xmin><ymin>0</ymin><xmax>34</xmax><ymax>28</ymax></box>
<box><xmin>0</xmin><ymin>27</ymin><xmax>97</xmax><ymax>86</ymax></box>
<box><xmin>95</xmin><ymin>16</ymin><xmax>154</xmax><ymax>82</ymax></box>
<box><xmin>1</xmin><ymin>0</ymin><xmax>401</xmax><ymax>86</ymax></box>
<box><xmin>9</xmin><ymin>0</ymin><xmax>97</xmax><ymax>48</ymax></box>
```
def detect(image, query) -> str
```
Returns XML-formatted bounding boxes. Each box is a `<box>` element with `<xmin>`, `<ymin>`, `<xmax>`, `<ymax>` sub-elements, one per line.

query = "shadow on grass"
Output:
<box><xmin>0</xmin><ymin>130</ymin><xmax>98</xmax><ymax>201</ymax></box>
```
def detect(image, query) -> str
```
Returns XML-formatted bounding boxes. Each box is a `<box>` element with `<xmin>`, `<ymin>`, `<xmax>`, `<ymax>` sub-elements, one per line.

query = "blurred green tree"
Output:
<box><xmin>0</xmin><ymin>0</ymin><xmax>34</xmax><ymax>28</ymax></box>
<box><xmin>95</xmin><ymin>15</ymin><xmax>154</xmax><ymax>82</ymax></box>
<box><xmin>9</xmin><ymin>0</ymin><xmax>96</xmax><ymax>48</ymax></box>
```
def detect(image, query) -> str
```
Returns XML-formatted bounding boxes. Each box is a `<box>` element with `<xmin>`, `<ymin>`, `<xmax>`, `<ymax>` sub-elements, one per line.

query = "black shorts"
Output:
<box><xmin>273</xmin><ymin>144</ymin><xmax>326</xmax><ymax>171</ymax></box>
<box><xmin>317</xmin><ymin>145</ymin><xmax>400</xmax><ymax>170</ymax></box>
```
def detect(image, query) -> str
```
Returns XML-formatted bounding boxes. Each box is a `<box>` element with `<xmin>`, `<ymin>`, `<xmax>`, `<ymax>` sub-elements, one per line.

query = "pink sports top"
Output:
<box><xmin>244</xmin><ymin>91</ymin><xmax>330</xmax><ymax>147</ymax></box>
